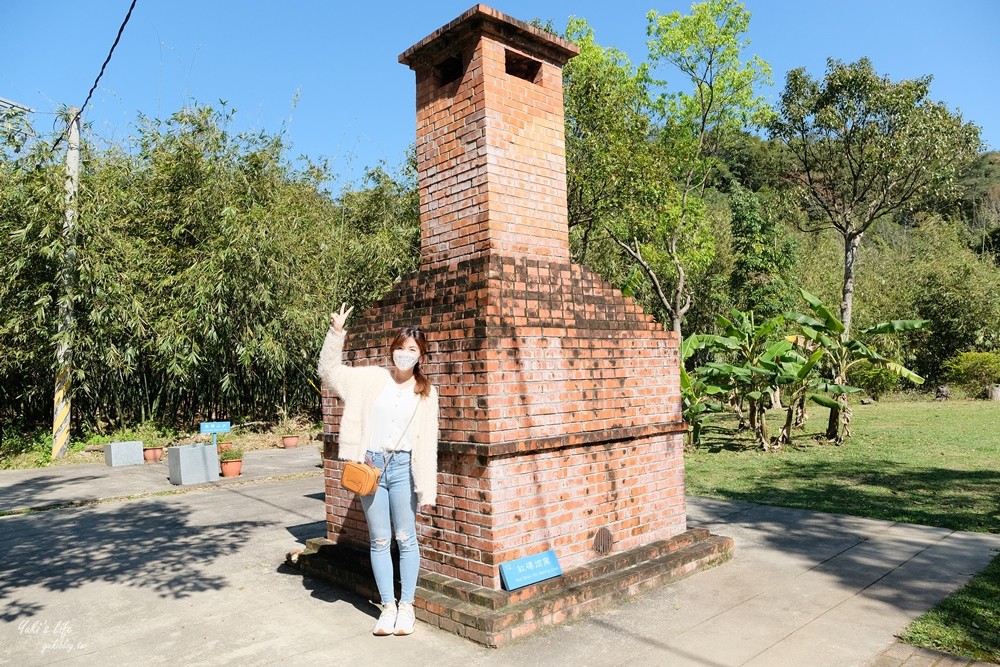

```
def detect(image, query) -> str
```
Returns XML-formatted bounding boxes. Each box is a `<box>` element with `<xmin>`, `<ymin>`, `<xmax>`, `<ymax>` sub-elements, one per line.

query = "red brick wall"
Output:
<box><xmin>321</xmin><ymin>255</ymin><xmax>687</xmax><ymax>587</ymax></box>
<box><xmin>424</xmin><ymin>434</ymin><xmax>687</xmax><ymax>589</ymax></box>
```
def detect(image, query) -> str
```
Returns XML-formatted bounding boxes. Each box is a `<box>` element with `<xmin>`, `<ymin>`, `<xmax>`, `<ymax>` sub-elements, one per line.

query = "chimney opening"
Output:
<box><xmin>505</xmin><ymin>49</ymin><xmax>541</xmax><ymax>84</ymax></box>
<box><xmin>434</xmin><ymin>55</ymin><xmax>465</xmax><ymax>87</ymax></box>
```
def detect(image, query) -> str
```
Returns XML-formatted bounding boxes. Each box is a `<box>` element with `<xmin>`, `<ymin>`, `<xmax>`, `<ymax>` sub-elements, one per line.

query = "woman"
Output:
<box><xmin>317</xmin><ymin>303</ymin><xmax>439</xmax><ymax>637</ymax></box>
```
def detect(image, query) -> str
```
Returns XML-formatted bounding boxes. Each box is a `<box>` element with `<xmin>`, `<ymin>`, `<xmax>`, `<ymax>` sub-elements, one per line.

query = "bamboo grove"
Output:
<box><xmin>1</xmin><ymin>105</ymin><xmax>419</xmax><ymax>434</ymax></box>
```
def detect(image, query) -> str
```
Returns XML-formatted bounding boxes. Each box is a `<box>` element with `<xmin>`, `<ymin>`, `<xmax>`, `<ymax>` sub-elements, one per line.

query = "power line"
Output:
<box><xmin>52</xmin><ymin>0</ymin><xmax>138</xmax><ymax>152</ymax></box>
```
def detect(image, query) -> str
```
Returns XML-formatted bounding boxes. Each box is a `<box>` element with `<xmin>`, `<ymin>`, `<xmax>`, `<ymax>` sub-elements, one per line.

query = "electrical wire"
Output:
<box><xmin>52</xmin><ymin>0</ymin><xmax>138</xmax><ymax>152</ymax></box>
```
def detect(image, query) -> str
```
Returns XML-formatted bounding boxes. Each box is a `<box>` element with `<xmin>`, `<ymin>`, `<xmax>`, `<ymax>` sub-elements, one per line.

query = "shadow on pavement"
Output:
<box><xmin>0</xmin><ymin>473</ymin><xmax>105</xmax><ymax>513</ymax></box>
<box><xmin>0</xmin><ymin>500</ymin><xmax>271</xmax><ymax>623</ymax></box>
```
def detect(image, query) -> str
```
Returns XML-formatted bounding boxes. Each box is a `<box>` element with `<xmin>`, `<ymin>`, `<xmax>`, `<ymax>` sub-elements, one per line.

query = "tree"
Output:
<box><xmin>787</xmin><ymin>289</ymin><xmax>926</xmax><ymax>443</ymax></box>
<box><xmin>627</xmin><ymin>0</ymin><xmax>771</xmax><ymax>335</ymax></box>
<box><xmin>769</xmin><ymin>57</ymin><xmax>982</xmax><ymax>338</ymax></box>
<box><xmin>562</xmin><ymin>18</ymin><xmax>654</xmax><ymax>268</ymax></box>
<box><xmin>562</xmin><ymin>1</ymin><xmax>771</xmax><ymax>336</ymax></box>
<box><xmin>727</xmin><ymin>184</ymin><xmax>794</xmax><ymax>319</ymax></box>
<box><xmin>708</xmin><ymin>309</ymin><xmax>787</xmax><ymax>449</ymax></box>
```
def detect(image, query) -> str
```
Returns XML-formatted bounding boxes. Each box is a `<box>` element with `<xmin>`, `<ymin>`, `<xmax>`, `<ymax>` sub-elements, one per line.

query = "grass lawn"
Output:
<box><xmin>685</xmin><ymin>397</ymin><xmax>1000</xmax><ymax>662</ymax></box>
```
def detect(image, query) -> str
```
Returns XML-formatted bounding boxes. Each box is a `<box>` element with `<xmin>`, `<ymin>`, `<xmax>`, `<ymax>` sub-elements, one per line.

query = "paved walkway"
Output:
<box><xmin>0</xmin><ymin>450</ymin><xmax>996</xmax><ymax>666</ymax></box>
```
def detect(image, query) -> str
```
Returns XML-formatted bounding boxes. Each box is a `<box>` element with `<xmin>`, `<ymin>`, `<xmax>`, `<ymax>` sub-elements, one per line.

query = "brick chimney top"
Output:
<box><xmin>398</xmin><ymin>4</ymin><xmax>580</xmax><ymax>269</ymax></box>
<box><xmin>399</xmin><ymin>4</ymin><xmax>578</xmax><ymax>69</ymax></box>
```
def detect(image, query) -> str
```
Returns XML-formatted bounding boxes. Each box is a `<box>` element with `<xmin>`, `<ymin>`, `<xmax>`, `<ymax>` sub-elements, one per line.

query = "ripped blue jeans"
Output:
<box><xmin>360</xmin><ymin>450</ymin><xmax>419</xmax><ymax>604</ymax></box>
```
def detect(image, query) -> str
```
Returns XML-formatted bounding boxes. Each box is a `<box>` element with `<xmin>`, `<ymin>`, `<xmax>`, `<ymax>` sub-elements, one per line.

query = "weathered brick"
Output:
<box><xmin>321</xmin><ymin>3</ymin><xmax>688</xmax><ymax>599</ymax></box>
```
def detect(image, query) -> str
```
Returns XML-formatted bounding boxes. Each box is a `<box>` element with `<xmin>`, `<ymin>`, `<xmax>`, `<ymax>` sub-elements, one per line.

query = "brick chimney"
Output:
<box><xmin>401</xmin><ymin>4</ymin><xmax>574</xmax><ymax>268</ymax></box>
<box><xmin>309</xmin><ymin>4</ymin><xmax>732</xmax><ymax>647</ymax></box>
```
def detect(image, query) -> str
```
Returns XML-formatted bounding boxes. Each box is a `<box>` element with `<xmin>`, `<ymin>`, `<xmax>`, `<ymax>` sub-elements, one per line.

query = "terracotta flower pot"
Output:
<box><xmin>220</xmin><ymin>459</ymin><xmax>243</xmax><ymax>478</ymax></box>
<box><xmin>143</xmin><ymin>447</ymin><xmax>164</xmax><ymax>463</ymax></box>
<box><xmin>281</xmin><ymin>435</ymin><xmax>299</xmax><ymax>448</ymax></box>
<box><xmin>218</xmin><ymin>441</ymin><xmax>234</xmax><ymax>452</ymax></box>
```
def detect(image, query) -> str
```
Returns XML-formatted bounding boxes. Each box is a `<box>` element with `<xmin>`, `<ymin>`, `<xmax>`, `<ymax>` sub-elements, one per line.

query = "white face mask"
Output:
<box><xmin>392</xmin><ymin>349</ymin><xmax>420</xmax><ymax>372</ymax></box>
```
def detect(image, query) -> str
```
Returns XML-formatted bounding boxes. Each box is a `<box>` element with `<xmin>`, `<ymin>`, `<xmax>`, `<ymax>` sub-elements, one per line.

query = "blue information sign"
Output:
<box><xmin>199</xmin><ymin>421</ymin><xmax>231</xmax><ymax>435</ymax></box>
<box><xmin>499</xmin><ymin>549</ymin><xmax>562</xmax><ymax>591</ymax></box>
<box><xmin>199</xmin><ymin>421</ymin><xmax>231</xmax><ymax>449</ymax></box>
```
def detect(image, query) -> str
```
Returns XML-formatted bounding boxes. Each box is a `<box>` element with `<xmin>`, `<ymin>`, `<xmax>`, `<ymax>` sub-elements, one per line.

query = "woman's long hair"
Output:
<box><xmin>389</xmin><ymin>327</ymin><xmax>431</xmax><ymax>397</ymax></box>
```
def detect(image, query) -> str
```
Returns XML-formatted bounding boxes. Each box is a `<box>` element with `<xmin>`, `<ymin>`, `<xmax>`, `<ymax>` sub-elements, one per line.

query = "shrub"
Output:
<box><xmin>219</xmin><ymin>447</ymin><xmax>244</xmax><ymax>461</ymax></box>
<box><xmin>848</xmin><ymin>360</ymin><xmax>902</xmax><ymax>400</ymax></box>
<box><xmin>944</xmin><ymin>351</ymin><xmax>1000</xmax><ymax>397</ymax></box>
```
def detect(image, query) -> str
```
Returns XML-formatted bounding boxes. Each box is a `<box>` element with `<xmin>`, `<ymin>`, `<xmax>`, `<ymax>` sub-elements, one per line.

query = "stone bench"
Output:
<box><xmin>103</xmin><ymin>440</ymin><xmax>144</xmax><ymax>467</ymax></box>
<box><xmin>167</xmin><ymin>443</ymin><xmax>220</xmax><ymax>485</ymax></box>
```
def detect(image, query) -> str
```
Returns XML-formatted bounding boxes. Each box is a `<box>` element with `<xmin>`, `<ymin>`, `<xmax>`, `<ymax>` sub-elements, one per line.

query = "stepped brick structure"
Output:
<box><xmin>296</xmin><ymin>4</ymin><xmax>732</xmax><ymax>646</ymax></box>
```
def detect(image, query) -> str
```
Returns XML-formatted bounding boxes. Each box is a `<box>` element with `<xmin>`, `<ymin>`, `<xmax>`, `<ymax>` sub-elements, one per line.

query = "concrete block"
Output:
<box><xmin>167</xmin><ymin>443</ymin><xmax>220</xmax><ymax>485</ymax></box>
<box><xmin>103</xmin><ymin>440</ymin><xmax>144</xmax><ymax>467</ymax></box>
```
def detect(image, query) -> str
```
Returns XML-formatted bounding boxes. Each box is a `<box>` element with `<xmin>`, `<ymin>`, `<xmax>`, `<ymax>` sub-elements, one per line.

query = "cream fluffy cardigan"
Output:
<box><xmin>317</xmin><ymin>329</ymin><xmax>439</xmax><ymax>507</ymax></box>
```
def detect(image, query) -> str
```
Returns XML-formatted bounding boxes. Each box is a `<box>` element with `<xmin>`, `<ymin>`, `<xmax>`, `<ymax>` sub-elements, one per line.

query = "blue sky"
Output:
<box><xmin>3</xmin><ymin>1</ymin><xmax>997</xmax><ymax>185</ymax></box>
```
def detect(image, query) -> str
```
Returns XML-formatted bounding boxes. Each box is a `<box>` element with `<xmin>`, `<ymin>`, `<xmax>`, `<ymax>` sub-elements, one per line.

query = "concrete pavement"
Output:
<box><xmin>1</xmin><ymin>449</ymin><xmax>997</xmax><ymax>666</ymax></box>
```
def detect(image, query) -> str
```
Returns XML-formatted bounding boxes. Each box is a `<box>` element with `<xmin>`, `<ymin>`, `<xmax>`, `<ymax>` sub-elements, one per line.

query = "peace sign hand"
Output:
<box><xmin>329</xmin><ymin>303</ymin><xmax>354</xmax><ymax>333</ymax></box>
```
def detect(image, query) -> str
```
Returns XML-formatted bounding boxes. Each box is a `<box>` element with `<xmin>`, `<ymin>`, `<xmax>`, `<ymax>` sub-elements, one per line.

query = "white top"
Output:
<box><xmin>368</xmin><ymin>378</ymin><xmax>420</xmax><ymax>452</ymax></box>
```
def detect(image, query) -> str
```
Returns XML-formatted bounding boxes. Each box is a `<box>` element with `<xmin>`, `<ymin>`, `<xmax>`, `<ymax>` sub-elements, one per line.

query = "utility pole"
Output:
<box><xmin>52</xmin><ymin>108</ymin><xmax>80</xmax><ymax>460</ymax></box>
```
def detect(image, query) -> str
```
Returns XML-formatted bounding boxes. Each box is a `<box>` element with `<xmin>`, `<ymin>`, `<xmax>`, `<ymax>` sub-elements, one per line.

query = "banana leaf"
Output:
<box><xmin>797</xmin><ymin>349</ymin><xmax>826</xmax><ymax>380</ymax></box>
<box><xmin>809</xmin><ymin>393</ymin><xmax>841</xmax><ymax>409</ymax></box>
<box><xmin>879</xmin><ymin>361</ymin><xmax>925</xmax><ymax>385</ymax></box>
<box><xmin>799</xmin><ymin>289</ymin><xmax>845</xmax><ymax>334</ymax></box>
<box><xmin>861</xmin><ymin>319</ymin><xmax>929</xmax><ymax>336</ymax></box>
<box><xmin>814</xmin><ymin>382</ymin><xmax>862</xmax><ymax>394</ymax></box>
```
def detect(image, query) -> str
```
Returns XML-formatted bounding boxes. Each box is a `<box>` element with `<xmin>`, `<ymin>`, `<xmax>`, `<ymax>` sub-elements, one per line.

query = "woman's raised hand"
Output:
<box><xmin>329</xmin><ymin>303</ymin><xmax>354</xmax><ymax>333</ymax></box>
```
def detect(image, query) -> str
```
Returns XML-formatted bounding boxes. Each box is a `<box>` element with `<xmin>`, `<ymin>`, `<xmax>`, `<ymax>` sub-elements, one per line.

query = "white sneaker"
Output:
<box><xmin>394</xmin><ymin>601</ymin><xmax>415</xmax><ymax>636</ymax></box>
<box><xmin>372</xmin><ymin>602</ymin><xmax>396</xmax><ymax>636</ymax></box>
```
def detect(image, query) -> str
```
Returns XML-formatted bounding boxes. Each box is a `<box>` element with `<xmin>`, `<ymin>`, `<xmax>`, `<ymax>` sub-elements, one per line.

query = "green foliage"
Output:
<box><xmin>847</xmin><ymin>360</ymin><xmax>901</xmax><ymax>400</ymax></box>
<box><xmin>727</xmin><ymin>185</ymin><xmax>794</xmax><ymax>319</ymax></box>
<box><xmin>770</xmin><ymin>56</ymin><xmax>982</xmax><ymax>336</ymax></box>
<box><xmin>700</xmin><ymin>309</ymin><xmax>789</xmax><ymax>450</ymax></box>
<box><xmin>646</xmin><ymin>0</ymin><xmax>773</xmax><ymax>184</ymax></box>
<box><xmin>564</xmin><ymin>1</ymin><xmax>772</xmax><ymax>335</ymax></box>
<box><xmin>788</xmin><ymin>288</ymin><xmax>926</xmax><ymax>443</ymax></box>
<box><xmin>0</xmin><ymin>104</ymin><xmax>419</xmax><ymax>434</ymax></box>
<box><xmin>908</xmin><ymin>219</ymin><xmax>1000</xmax><ymax>381</ymax></box>
<box><xmin>0</xmin><ymin>427</ymin><xmax>52</xmax><ymax>468</ymax></box>
<box><xmin>563</xmin><ymin>18</ymin><xmax>654</xmax><ymax>258</ymax></box>
<box><xmin>944</xmin><ymin>352</ymin><xmax>1000</xmax><ymax>397</ymax></box>
<box><xmin>219</xmin><ymin>446</ymin><xmax>244</xmax><ymax>461</ymax></box>
<box><xmin>680</xmin><ymin>333</ymin><xmax>731</xmax><ymax>447</ymax></box>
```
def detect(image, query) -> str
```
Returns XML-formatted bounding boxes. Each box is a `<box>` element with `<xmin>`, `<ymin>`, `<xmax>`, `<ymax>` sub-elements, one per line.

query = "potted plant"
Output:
<box><xmin>219</xmin><ymin>447</ymin><xmax>244</xmax><ymax>477</ymax></box>
<box><xmin>217</xmin><ymin>441</ymin><xmax>234</xmax><ymax>453</ymax></box>
<box><xmin>143</xmin><ymin>444</ymin><xmax>165</xmax><ymax>463</ymax></box>
<box><xmin>281</xmin><ymin>434</ymin><xmax>299</xmax><ymax>448</ymax></box>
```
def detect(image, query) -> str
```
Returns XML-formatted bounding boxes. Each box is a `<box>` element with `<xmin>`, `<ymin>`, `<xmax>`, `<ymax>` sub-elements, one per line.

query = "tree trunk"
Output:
<box><xmin>794</xmin><ymin>394</ymin><xmax>808</xmax><ymax>429</ymax></box>
<box><xmin>748</xmin><ymin>397</ymin><xmax>759</xmax><ymax>432</ymax></box>
<box><xmin>757</xmin><ymin>403</ymin><xmax>770</xmax><ymax>451</ymax></box>
<box><xmin>840</xmin><ymin>232</ymin><xmax>864</xmax><ymax>338</ymax></box>
<box><xmin>778</xmin><ymin>405</ymin><xmax>795</xmax><ymax>446</ymax></box>
<box><xmin>731</xmin><ymin>393</ymin><xmax>748</xmax><ymax>430</ymax></box>
<box><xmin>826</xmin><ymin>404</ymin><xmax>840</xmax><ymax>440</ymax></box>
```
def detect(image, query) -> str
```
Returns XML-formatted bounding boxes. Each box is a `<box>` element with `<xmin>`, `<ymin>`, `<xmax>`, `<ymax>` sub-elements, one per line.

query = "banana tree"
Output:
<box><xmin>700</xmin><ymin>337</ymin><xmax>792</xmax><ymax>451</ymax></box>
<box><xmin>715</xmin><ymin>310</ymin><xmax>785</xmax><ymax>433</ymax></box>
<box><xmin>788</xmin><ymin>289</ymin><xmax>927</xmax><ymax>444</ymax></box>
<box><xmin>680</xmin><ymin>333</ymin><xmax>733</xmax><ymax>448</ymax></box>
<box><xmin>765</xmin><ymin>346</ymin><xmax>848</xmax><ymax>446</ymax></box>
